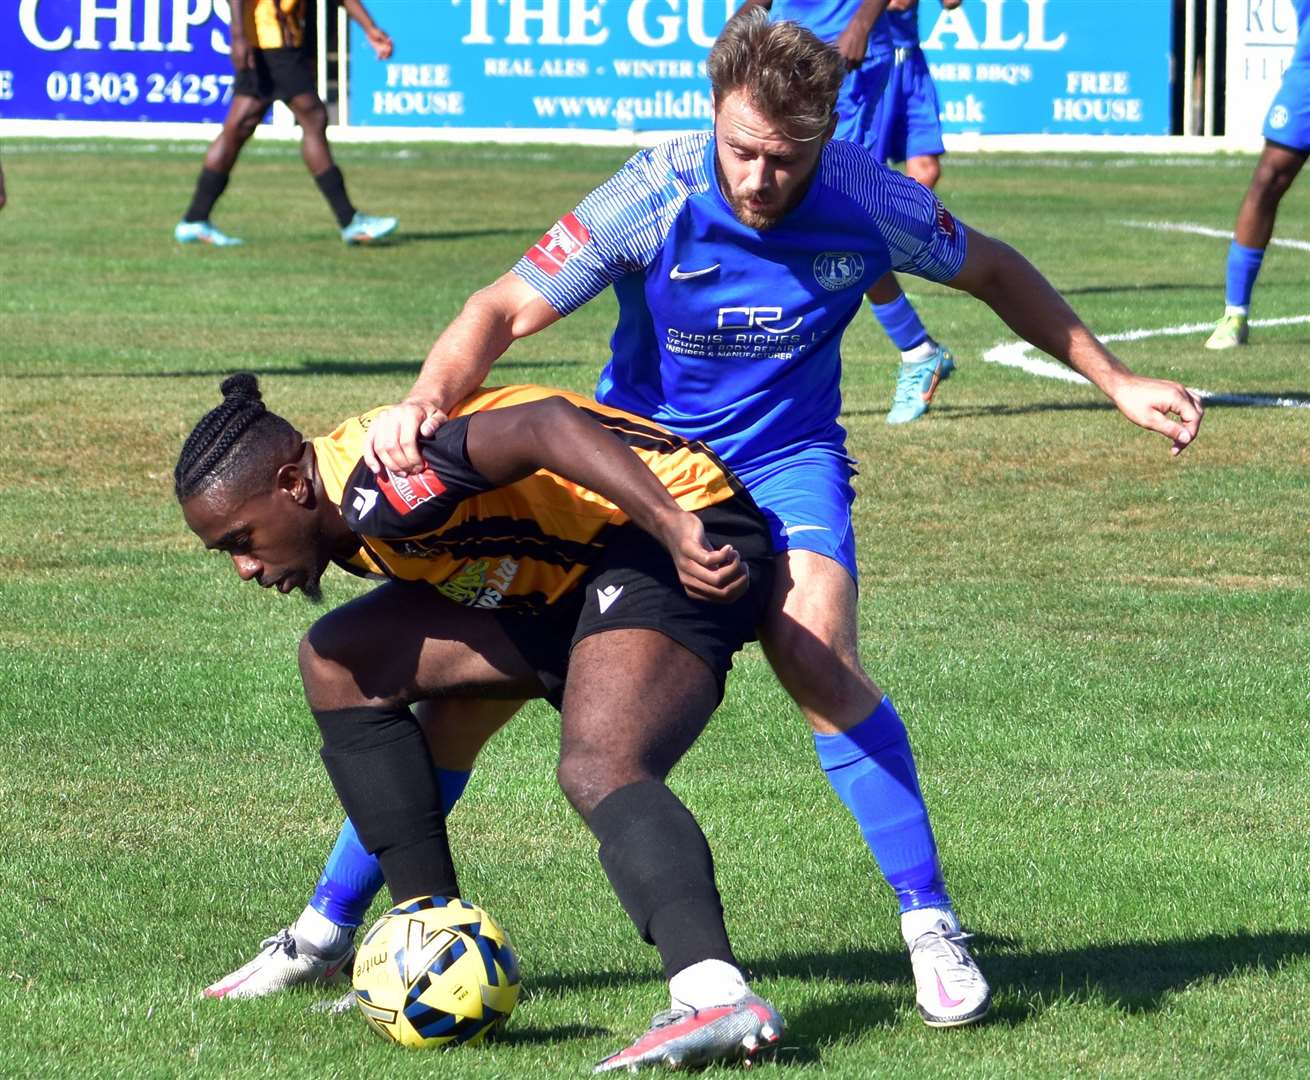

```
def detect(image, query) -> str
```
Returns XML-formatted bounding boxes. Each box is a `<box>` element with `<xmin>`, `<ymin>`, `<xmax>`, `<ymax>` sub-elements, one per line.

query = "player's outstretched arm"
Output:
<box><xmin>363</xmin><ymin>273</ymin><xmax>563</xmax><ymax>476</ymax></box>
<box><xmin>463</xmin><ymin>399</ymin><xmax>748</xmax><ymax>603</ymax></box>
<box><xmin>949</xmin><ymin>226</ymin><xmax>1203</xmax><ymax>455</ymax></box>
<box><xmin>341</xmin><ymin>0</ymin><xmax>393</xmax><ymax>59</ymax></box>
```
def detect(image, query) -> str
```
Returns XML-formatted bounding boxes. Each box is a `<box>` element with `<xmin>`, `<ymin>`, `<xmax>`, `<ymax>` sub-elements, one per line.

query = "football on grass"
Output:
<box><xmin>352</xmin><ymin>895</ymin><xmax>521</xmax><ymax>1048</ymax></box>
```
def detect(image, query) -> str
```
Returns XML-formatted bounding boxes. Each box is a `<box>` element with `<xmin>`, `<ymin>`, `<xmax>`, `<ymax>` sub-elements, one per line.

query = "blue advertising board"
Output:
<box><xmin>922</xmin><ymin>0</ymin><xmax>1173</xmax><ymax>136</ymax></box>
<box><xmin>0</xmin><ymin>0</ymin><xmax>236</xmax><ymax>122</ymax></box>
<box><xmin>347</xmin><ymin>0</ymin><xmax>1172</xmax><ymax>136</ymax></box>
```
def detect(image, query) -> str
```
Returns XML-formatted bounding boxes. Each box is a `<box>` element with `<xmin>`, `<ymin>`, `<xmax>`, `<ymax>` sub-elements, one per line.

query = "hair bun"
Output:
<box><xmin>220</xmin><ymin>373</ymin><xmax>262</xmax><ymax>402</ymax></box>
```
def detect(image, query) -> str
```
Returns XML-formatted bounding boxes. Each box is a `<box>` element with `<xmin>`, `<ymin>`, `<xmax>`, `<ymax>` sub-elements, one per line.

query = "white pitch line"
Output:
<box><xmin>1121</xmin><ymin>219</ymin><xmax>1310</xmax><ymax>252</ymax></box>
<box><xmin>981</xmin><ymin>316</ymin><xmax>1310</xmax><ymax>410</ymax></box>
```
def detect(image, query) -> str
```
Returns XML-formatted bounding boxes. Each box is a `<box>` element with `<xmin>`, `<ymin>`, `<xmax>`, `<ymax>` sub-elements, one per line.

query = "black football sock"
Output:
<box><xmin>588</xmin><ymin>780</ymin><xmax>736</xmax><ymax>979</ymax></box>
<box><xmin>314</xmin><ymin>704</ymin><xmax>458</xmax><ymax>903</ymax></box>
<box><xmin>314</xmin><ymin>166</ymin><xmax>356</xmax><ymax>228</ymax></box>
<box><xmin>184</xmin><ymin>167</ymin><xmax>230</xmax><ymax>223</ymax></box>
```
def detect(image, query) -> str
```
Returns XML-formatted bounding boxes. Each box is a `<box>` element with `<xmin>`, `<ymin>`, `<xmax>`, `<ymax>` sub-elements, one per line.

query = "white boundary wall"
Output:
<box><xmin>0</xmin><ymin>120</ymin><xmax>1268</xmax><ymax>155</ymax></box>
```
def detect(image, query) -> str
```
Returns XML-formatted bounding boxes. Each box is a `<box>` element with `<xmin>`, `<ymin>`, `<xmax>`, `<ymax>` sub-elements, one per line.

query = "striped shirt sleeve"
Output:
<box><xmin>511</xmin><ymin>146</ymin><xmax>692</xmax><ymax>316</ymax></box>
<box><xmin>825</xmin><ymin>142</ymin><xmax>968</xmax><ymax>284</ymax></box>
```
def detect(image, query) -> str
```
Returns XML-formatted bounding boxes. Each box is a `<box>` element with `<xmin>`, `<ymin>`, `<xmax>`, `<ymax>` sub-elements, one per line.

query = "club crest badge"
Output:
<box><xmin>813</xmin><ymin>252</ymin><xmax>864</xmax><ymax>291</ymax></box>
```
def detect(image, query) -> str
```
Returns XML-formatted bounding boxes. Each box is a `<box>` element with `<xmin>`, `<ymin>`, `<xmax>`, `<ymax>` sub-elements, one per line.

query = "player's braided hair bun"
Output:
<box><xmin>220</xmin><ymin>372</ymin><xmax>263</xmax><ymax>403</ymax></box>
<box><xmin>174</xmin><ymin>373</ymin><xmax>296</xmax><ymax>500</ymax></box>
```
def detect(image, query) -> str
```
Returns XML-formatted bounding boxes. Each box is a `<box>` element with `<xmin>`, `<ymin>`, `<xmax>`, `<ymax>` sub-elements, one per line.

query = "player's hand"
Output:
<box><xmin>660</xmin><ymin>512</ymin><xmax>750</xmax><ymax>604</ymax></box>
<box><xmin>888</xmin><ymin>0</ymin><xmax>917</xmax><ymax>11</ymax></box>
<box><xmin>367</xmin><ymin>26</ymin><xmax>393</xmax><ymax>60</ymax></box>
<box><xmin>941</xmin><ymin>0</ymin><xmax>964</xmax><ymax>9</ymax></box>
<box><xmin>833</xmin><ymin>24</ymin><xmax>871</xmax><ymax>69</ymax></box>
<box><xmin>230</xmin><ymin>35</ymin><xmax>254</xmax><ymax>72</ymax></box>
<box><xmin>363</xmin><ymin>399</ymin><xmax>449</xmax><ymax>476</ymax></box>
<box><xmin>1109</xmin><ymin>374</ymin><xmax>1204</xmax><ymax>456</ymax></box>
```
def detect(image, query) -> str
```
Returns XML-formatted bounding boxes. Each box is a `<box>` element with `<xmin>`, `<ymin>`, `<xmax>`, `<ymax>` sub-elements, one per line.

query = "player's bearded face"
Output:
<box><xmin>713</xmin><ymin>90</ymin><xmax>830</xmax><ymax>230</ymax></box>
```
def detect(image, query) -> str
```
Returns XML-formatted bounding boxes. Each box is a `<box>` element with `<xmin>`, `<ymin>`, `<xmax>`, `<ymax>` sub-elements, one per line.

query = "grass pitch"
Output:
<box><xmin>1</xmin><ymin>137</ymin><xmax>1308</xmax><ymax>1078</ymax></box>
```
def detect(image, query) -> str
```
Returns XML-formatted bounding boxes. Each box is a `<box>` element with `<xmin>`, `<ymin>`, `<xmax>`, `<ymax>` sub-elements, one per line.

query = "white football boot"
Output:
<box><xmin>203</xmin><ymin>927</ymin><xmax>354</xmax><ymax>1000</ymax></box>
<box><xmin>905</xmin><ymin>914</ymin><xmax>992</xmax><ymax>1027</ymax></box>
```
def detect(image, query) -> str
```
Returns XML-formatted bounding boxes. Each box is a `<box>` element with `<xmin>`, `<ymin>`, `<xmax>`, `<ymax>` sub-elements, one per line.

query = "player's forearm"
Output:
<box><xmin>407</xmin><ymin>296</ymin><xmax>518</xmax><ymax>413</ymax></box>
<box><xmin>228</xmin><ymin>0</ymin><xmax>246</xmax><ymax>39</ymax></box>
<box><xmin>962</xmin><ymin>236</ymin><xmax>1131</xmax><ymax>398</ymax></box>
<box><xmin>340</xmin><ymin>0</ymin><xmax>380</xmax><ymax>32</ymax></box>
<box><xmin>847</xmin><ymin>0</ymin><xmax>890</xmax><ymax>35</ymax></box>
<box><xmin>465</xmin><ymin>400</ymin><xmax>684</xmax><ymax>540</ymax></box>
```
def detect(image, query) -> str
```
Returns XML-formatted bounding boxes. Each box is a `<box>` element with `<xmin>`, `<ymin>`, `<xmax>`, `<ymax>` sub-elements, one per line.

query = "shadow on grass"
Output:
<box><xmin>441</xmin><ymin>929</ymin><xmax>1310</xmax><ymax>1065</ymax></box>
<box><xmin>5</xmin><ymin>356</ymin><xmax>591</xmax><ymax>380</ymax></box>
<box><xmin>384</xmin><ymin>227</ymin><xmax>535</xmax><ymax>245</ymax></box>
<box><xmin>496</xmin><ymin>1022</ymin><xmax>611</xmax><ymax>1046</ymax></box>
<box><xmin>1059</xmin><ymin>282</ymin><xmax>1209</xmax><ymax>297</ymax></box>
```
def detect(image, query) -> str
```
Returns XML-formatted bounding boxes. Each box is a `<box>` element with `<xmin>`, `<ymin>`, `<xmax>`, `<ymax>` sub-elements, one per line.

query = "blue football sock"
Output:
<box><xmin>1224</xmin><ymin>241</ymin><xmax>1265</xmax><ymax>309</ymax></box>
<box><xmin>309</xmin><ymin>766</ymin><xmax>471</xmax><ymax>928</ymax></box>
<box><xmin>870</xmin><ymin>293</ymin><xmax>929</xmax><ymax>352</ymax></box>
<box><xmin>814</xmin><ymin>697</ymin><xmax>949</xmax><ymax>913</ymax></box>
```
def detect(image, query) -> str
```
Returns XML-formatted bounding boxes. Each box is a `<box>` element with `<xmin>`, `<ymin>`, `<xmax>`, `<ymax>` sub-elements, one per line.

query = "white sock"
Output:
<box><xmin>668</xmin><ymin>959</ymin><xmax>749</xmax><ymax>1012</ymax></box>
<box><xmin>1224</xmin><ymin>304</ymin><xmax>1249</xmax><ymax>318</ymax></box>
<box><xmin>900</xmin><ymin>340</ymin><xmax>937</xmax><ymax>364</ymax></box>
<box><xmin>292</xmin><ymin>905</ymin><xmax>354</xmax><ymax>958</ymax></box>
<box><xmin>900</xmin><ymin>905</ymin><xmax>958</xmax><ymax>948</ymax></box>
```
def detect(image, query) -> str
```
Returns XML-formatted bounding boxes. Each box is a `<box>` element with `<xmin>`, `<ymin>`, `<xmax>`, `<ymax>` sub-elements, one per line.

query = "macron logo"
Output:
<box><xmin>597</xmin><ymin>584</ymin><xmax>624</xmax><ymax>613</ymax></box>
<box><xmin>669</xmin><ymin>263</ymin><xmax>720</xmax><ymax>281</ymax></box>
<box><xmin>351</xmin><ymin>487</ymin><xmax>378</xmax><ymax>519</ymax></box>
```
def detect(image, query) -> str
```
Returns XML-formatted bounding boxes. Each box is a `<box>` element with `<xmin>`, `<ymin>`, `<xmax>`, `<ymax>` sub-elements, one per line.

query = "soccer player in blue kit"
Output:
<box><xmin>1206</xmin><ymin>0</ymin><xmax>1310</xmax><ymax>349</ymax></box>
<box><xmin>876</xmin><ymin>0</ymin><xmax>959</xmax><ymax>190</ymax></box>
<box><xmin>744</xmin><ymin>0</ymin><xmax>957</xmax><ymax>423</ymax></box>
<box><xmin>210</xmin><ymin>9</ymin><xmax>1203</xmax><ymax>1043</ymax></box>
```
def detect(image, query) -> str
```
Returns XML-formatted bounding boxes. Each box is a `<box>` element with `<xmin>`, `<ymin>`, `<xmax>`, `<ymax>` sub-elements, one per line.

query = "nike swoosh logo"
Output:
<box><xmin>936</xmin><ymin>973</ymin><xmax>965</xmax><ymax>1009</ymax></box>
<box><xmin>597</xmin><ymin>584</ymin><xmax>624</xmax><ymax>614</ymax></box>
<box><xmin>669</xmin><ymin>263</ymin><xmax>720</xmax><ymax>280</ymax></box>
<box><xmin>783</xmin><ymin>524</ymin><xmax>830</xmax><ymax>536</ymax></box>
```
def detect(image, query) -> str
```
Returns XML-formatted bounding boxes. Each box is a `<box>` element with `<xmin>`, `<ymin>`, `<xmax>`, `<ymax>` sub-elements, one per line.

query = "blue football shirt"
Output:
<box><xmin>511</xmin><ymin>132</ymin><xmax>967</xmax><ymax>475</ymax></box>
<box><xmin>770</xmin><ymin>0</ymin><xmax>893</xmax><ymax>56</ymax></box>
<box><xmin>1294</xmin><ymin>0</ymin><xmax>1310</xmax><ymax>67</ymax></box>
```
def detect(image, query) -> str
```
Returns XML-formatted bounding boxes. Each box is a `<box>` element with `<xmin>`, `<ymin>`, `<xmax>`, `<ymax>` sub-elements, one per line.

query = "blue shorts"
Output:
<box><xmin>1263</xmin><ymin>64</ymin><xmax>1310</xmax><ymax>152</ymax></box>
<box><xmin>732</xmin><ymin>446</ymin><xmax>859</xmax><ymax>582</ymax></box>
<box><xmin>834</xmin><ymin>54</ymin><xmax>895</xmax><ymax>147</ymax></box>
<box><xmin>872</xmin><ymin>48</ymin><xmax>946</xmax><ymax>164</ymax></box>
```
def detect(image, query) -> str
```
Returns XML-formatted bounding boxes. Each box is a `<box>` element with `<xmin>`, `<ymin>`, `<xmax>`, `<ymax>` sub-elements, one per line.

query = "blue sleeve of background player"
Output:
<box><xmin>510</xmin><ymin>144</ymin><xmax>692</xmax><ymax>316</ymax></box>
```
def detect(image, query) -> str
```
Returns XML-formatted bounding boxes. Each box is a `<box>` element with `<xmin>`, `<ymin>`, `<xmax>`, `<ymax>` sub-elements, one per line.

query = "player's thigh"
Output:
<box><xmin>741</xmin><ymin>449</ymin><xmax>858</xmax><ymax>581</ymax></box>
<box><xmin>415</xmin><ymin>697</ymin><xmax>524</xmax><ymax>771</ymax></box>
<box><xmin>221</xmin><ymin>92</ymin><xmax>270</xmax><ymax>136</ymax></box>
<box><xmin>559</xmin><ymin>628</ymin><xmax>722</xmax><ymax>799</ymax></box>
<box><xmin>299</xmin><ymin>581</ymin><xmax>544</xmax><ymax>710</ymax></box>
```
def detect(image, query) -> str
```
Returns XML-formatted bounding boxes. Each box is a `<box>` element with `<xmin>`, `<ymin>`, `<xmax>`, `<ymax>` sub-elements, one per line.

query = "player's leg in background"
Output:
<box><xmin>292</xmin><ymin>699</ymin><xmax>520</xmax><ymax>956</ymax></box>
<box><xmin>287</xmin><ymin>90</ymin><xmax>398</xmax><ymax>243</ymax></box>
<box><xmin>204</xmin><ymin>585</ymin><xmax>538</xmax><ymax>999</ymax></box>
<box><xmin>1207</xmin><ymin>141</ymin><xmax>1308</xmax><ymax>350</ymax></box>
<box><xmin>760</xmin><ymin>549</ymin><xmax>991</xmax><ymax>1027</ymax></box>
<box><xmin>175</xmin><ymin>94</ymin><xmax>269</xmax><ymax>245</ymax></box>
<box><xmin>560</xmin><ymin>628</ymin><xmax>782</xmax><ymax>1071</ymax></box>
<box><xmin>905</xmin><ymin>154</ymin><xmax>942</xmax><ymax>189</ymax></box>
<box><xmin>867</xmin><ymin>273</ymin><xmax>956</xmax><ymax>425</ymax></box>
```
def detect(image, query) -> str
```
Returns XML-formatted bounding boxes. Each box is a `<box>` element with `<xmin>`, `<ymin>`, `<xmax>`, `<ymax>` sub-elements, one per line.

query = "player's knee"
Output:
<box><xmin>296</xmin><ymin>100</ymin><xmax>328</xmax><ymax>134</ymax></box>
<box><xmin>1253</xmin><ymin>161</ymin><xmax>1296</xmax><ymax>202</ymax></box>
<box><xmin>299</xmin><ymin>614</ymin><xmax>363</xmax><ymax>702</ymax></box>
<box><xmin>557</xmin><ymin>747</ymin><xmax>641</xmax><ymax>818</ymax></box>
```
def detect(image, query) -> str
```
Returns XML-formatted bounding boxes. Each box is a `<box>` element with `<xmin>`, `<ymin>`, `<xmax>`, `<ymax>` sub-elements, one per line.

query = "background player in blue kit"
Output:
<box><xmin>216</xmin><ymin>11</ymin><xmax>1203</xmax><ymax>1035</ymax></box>
<box><xmin>1206</xmin><ymin>0</ymin><xmax>1310</xmax><ymax>349</ymax></box>
<box><xmin>876</xmin><ymin>0</ymin><xmax>960</xmax><ymax>191</ymax></box>
<box><xmin>742</xmin><ymin>0</ymin><xmax>960</xmax><ymax>424</ymax></box>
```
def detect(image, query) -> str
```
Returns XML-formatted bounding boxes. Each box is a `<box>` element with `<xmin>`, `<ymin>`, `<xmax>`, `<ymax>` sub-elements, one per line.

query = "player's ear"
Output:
<box><xmin>276</xmin><ymin>443</ymin><xmax>316</xmax><ymax>507</ymax></box>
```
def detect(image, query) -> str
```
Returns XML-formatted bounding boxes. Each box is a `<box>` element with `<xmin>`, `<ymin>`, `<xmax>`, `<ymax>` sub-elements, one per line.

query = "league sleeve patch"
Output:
<box><xmin>935</xmin><ymin>200</ymin><xmax>957</xmax><ymax>240</ymax></box>
<box><xmin>378</xmin><ymin>467</ymin><xmax>447</xmax><ymax>515</ymax></box>
<box><xmin>525</xmin><ymin>212</ymin><xmax>592</xmax><ymax>277</ymax></box>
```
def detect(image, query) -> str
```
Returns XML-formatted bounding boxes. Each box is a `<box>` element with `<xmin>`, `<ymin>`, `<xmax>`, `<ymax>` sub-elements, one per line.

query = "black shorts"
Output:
<box><xmin>494</xmin><ymin>497</ymin><xmax>776</xmax><ymax>710</ymax></box>
<box><xmin>234</xmin><ymin>47</ymin><xmax>316</xmax><ymax>103</ymax></box>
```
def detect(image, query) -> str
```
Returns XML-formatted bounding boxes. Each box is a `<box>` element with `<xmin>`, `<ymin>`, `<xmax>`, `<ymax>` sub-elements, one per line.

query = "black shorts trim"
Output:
<box><xmin>493</xmin><ymin>496</ymin><xmax>775</xmax><ymax>710</ymax></box>
<box><xmin>234</xmin><ymin>47</ymin><xmax>316</xmax><ymax>103</ymax></box>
